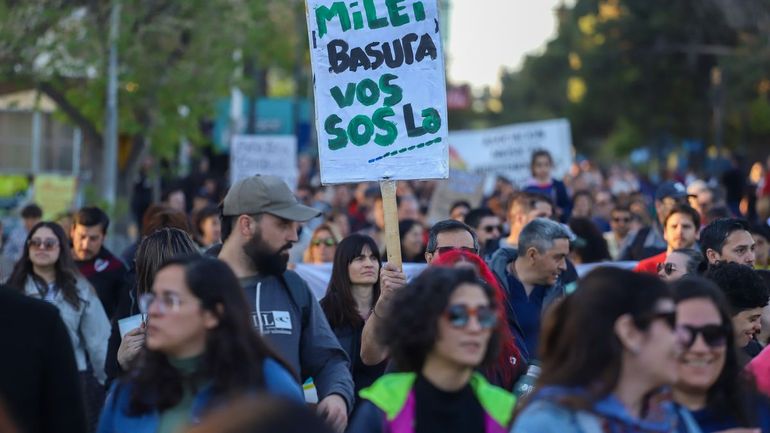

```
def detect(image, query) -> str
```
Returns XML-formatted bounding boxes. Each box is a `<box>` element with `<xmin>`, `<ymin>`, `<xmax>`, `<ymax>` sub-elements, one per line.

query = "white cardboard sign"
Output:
<box><xmin>229</xmin><ymin>135</ymin><xmax>299</xmax><ymax>191</ymax></box>
<box><xmin>449</xmin><ymin>119</ymin><xmax>573</xmax><ymax>187</ymax></box>
<box><xmin>306</xmin><ymin>0</ymin><xmax>449</xmax><ymax>184</ymax></box>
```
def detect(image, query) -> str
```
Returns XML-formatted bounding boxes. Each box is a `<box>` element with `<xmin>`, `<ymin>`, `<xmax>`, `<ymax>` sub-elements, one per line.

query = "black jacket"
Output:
<box><xmin>75</xmin><ymin>247</ymin><xmax>128</xmax><ymax>320</ymax></box>
<box><xmin>105</xmin><ymin>269</ymin><xmax>139</xmax><ymax>386</ymax></box>
<box><xmin>0</xmin><ymin>287</ymin><xmax>87</xmax><ymax>433</ymax></box>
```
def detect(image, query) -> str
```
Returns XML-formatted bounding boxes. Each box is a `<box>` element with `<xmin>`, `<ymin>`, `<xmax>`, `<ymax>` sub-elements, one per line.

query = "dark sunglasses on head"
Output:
<box><xmin>444</xmin><ymin>304</ymin><xmax>498</xmax><ymax>330</ymax></box>
<box><xmin>481</xmin><ymin>225</ymin><xmax>503</xmax><ymax>234</ymax></box>
<box><xmin>27</xmin><ymin>238</ymin><xmax>59</xmax><ymax>250</ymax></box>
<box><xmin>436</xmin><ymin>246</ymin><xmax>478</xmax><ymax>255</ymax></box>
<box><xmin>637</xmin><ymin>310</ymin><xmax>677</xmax><ymax>329</ymax></box>
<box><xmin>656</xmin><ymin>262</ymin><xmax>676</xmax><ymax>276</ymax></box>
<box><xmin>679</xmin><ymin>324</ymin><xmax>728</xmax><ymax>349</ymax></box>
<box><xmin>311</xmin><ymin>238</ymin><xmax>336</xmax><ymax>247</ymax></box>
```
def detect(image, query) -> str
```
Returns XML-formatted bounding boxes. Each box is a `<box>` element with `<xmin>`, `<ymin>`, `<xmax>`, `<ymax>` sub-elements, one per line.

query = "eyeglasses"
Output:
<box><xmin>656</xmin><ymin>262</ymin><xmax>676</xmax><ymax>276</ymax></box>
<box><xmin>311</xmin><ymin>238</ymin><xmax>336</xmax><ymax>247</ymax></box>
<box><xmin>139</xmin><ymin>292</ymin><xmax>191</xmax><ymax>314</ymax></box>
<box><xmin>679</xmin><ymin>324</ymin><xmax>728</xmax><ymax>349</ymax></box>
<box><xmin>612</xmin><ymin>217</ymin><xmax>631</xmax><ymax>223</ymax></box>
<box><xmin>444</xmin><ymin>304</ymin><xmax>498</xmax><ymax>330</ymax></box>
<box><xmin>481</xmin><ymin>225</ymin><xmax>503</xmax><ymax>234</ymax></box>
<box><xmin>27</xmin><ymin>238</ymin><xmax>60</xmax><ymax>250</ymax></box>
<box><xmin>435</xmin><ymin>246</ymin><xmax>478</xmax><ymax>255</ymax></box>
<box><xmin>636</xmin><ymin>310</ymin><xmax>677</xmax><ymax>330</ymax></box>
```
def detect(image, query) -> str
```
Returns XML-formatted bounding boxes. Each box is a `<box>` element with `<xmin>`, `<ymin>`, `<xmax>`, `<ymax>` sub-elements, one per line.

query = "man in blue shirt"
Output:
<box><xmin>490</xmin><ymin>218</ymin><xmax>570</xmax><ymax>360</ymax></box>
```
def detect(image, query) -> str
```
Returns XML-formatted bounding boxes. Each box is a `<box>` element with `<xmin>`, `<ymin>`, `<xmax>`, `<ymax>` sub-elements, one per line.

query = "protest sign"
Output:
<box><xmin>426</xmin><ymin>168</ymin><xmax>485</xmax><ymax>225</ymax></box>
<box><xmin>33</xmin><ymin>174</ymin><xmax>77</xmax><ymax>220</ymax></box>
<box><xmin>449</xmin><ymin>119</ymin><xmax>573</xmax><ymax>187</ymax></box>
<box><xmin>306</xmin><ymin>0</ymin><xmax>449</xmax><ymax>185</ymax></box>
<box><xmin>229</xmin><ymin>135</ymin><xmax>299</xmax><ymax>191</ymax></box>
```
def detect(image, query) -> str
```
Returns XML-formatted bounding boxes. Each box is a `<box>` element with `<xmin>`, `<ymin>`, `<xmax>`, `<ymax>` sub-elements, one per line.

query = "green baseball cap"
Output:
<box><xmin>222</xmin><ymin>175</ymin><xmax>320</xmax><ymax>222</ymax></box>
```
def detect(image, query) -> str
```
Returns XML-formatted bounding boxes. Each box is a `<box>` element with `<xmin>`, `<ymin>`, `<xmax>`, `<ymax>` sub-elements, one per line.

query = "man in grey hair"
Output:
<box><xmin>494</xmin><ymin>218</ymin><xmax>570</xmax><ymax>361</ymax></box>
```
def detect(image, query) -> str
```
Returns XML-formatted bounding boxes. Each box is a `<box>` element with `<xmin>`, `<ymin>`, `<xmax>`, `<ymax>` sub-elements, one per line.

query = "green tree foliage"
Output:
<box><xmin>0</xmin><ymin>0</ymin><xmax>307</xmax><ymax>192</ymax></box>
<box><xmin>494</xmin><ymin>0</ymin><xmax>770</xmax><ymax>160</ymax></box>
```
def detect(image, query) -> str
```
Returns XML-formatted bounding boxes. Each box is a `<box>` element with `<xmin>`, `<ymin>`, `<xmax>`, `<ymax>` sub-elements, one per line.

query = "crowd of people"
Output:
<box><xmin>0</xmin><ymin>150</ymin><xmax>769</xmax><ymax>433</ymax></box>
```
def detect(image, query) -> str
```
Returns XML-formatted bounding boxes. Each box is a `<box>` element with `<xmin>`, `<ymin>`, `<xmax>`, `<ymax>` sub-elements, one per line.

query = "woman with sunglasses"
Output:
<box><xmin>658</xmin><ymin>249</ymin><xmax>706</xmax><ymax>282</ymax></box>
<box><xmin>97</xmin><ymin>255</ymin><xmax>302</xmax><ymax>433</ymax></box>
<box><xmin>7</xmin><ymin>221</ymin><xmax>111</xmax><ymax>430</ymax></box>
<box><xmin>671</xmin><ymin>277</ymin><xmax>770</xmax><ymax>432</ymax></box>
<box><xmin>348</xmin><ymin>267</ymin><xmax>516</xmax><ymax>433</ymax></box>
<box><xmin>511</xmin><ymin>267</ymin><xmax>698</xmax><ymax>433</ymax></box>
<box><xmin>320</xmin><ymin>234</ymin><xmax>387</xmax><ymax>413</ymax></box>
<box><xmin>431</xmin><ymin>249</ymin><xmax>525</xmax><ymax>390</ymax></box>
<box><xmin>304</xmin><ymin>224</ymin><xmax>339</xmax><ymax>264</ymax></box>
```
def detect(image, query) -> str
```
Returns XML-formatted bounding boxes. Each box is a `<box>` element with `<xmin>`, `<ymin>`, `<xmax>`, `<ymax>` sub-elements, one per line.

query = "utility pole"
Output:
<box><xmin>293</xmin><ymin>0</ymin><xmax>304</xmax><ymax>138</ymax></box>
<box><xmin>104</xmin><ymin>0</ymin><xmax>121</xmax><ymax>207</ymax></box>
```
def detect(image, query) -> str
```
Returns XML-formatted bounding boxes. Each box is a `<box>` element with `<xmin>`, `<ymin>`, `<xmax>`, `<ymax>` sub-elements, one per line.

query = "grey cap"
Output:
<box><xmin>222</xmin><ymin>175</ymin><xmax>320</xmax><ymax>222</ymax></box>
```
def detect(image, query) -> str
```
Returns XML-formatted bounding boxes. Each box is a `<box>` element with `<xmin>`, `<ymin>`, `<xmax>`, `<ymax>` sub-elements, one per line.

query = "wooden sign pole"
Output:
<box><xmin>379</xmin><ymin>179</ymin><xmax>402</xmax><ymax>269</ymax></box>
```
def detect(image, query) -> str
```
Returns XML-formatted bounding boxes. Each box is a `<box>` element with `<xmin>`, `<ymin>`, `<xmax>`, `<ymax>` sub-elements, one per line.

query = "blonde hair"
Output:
<box><xmin>302</xmin><ymin>224</ymin><xmax>340</xmax><ymax>264</ymax></box>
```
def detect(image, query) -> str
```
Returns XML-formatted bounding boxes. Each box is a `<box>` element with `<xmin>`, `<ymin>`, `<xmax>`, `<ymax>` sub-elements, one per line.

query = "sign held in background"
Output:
<box><xmin>34</xmin><ymin>174</ymin><xmax>77</xmax><ymax>220</ymax></box>
<box><xmin>229</xmin><ymin>135</ymin><xmax>299</xmax><ymax>191</ymax></box>
<box><xmin>449</xmin><ymin>119</ymin><xmax>573</xmax><ymax>188</ymax></box>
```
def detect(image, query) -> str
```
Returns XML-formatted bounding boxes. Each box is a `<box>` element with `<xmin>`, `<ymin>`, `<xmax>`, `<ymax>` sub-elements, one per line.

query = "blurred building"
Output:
<box><xmin>0</xmin><ymin>89</ymin><xmax>81</xmax><ymax>176</ymax></box>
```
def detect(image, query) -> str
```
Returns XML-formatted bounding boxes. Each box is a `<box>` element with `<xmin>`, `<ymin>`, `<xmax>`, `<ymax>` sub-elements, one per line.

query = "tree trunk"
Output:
<box><xmin>38</xmin><ymin>81</ymin><xmax>103</xmax><ymax>148</ymax></box>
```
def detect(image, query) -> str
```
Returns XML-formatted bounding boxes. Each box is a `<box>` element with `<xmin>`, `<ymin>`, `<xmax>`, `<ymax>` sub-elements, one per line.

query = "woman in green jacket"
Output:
<box><xmin>347</xmin><ymin>267</ymin><xmax>516</xmax><ymax>433</ymax></box>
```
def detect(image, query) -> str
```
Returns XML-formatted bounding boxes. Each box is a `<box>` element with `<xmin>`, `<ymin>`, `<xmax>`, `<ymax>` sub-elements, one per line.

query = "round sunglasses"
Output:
<box><xmin>657</xmin><ymin>262</ymin><xmax>677</xmax><ymax>276</ymax></box>
<box><xmin>444</xmin><ymin>304</ymin><xmax>498</xmax><ymax>330</ymax></box>
<box><xmin>27</xmin><ymin>238</ymin><xmax>60</xmax><ymax>250</ymax></box>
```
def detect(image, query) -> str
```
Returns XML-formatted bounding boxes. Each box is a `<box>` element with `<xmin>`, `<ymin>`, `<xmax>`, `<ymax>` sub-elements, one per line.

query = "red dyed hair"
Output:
<box><xmin>431</xmin><ymin>249</ymin><xmax>525</xmax><ymax>389</ymax></box>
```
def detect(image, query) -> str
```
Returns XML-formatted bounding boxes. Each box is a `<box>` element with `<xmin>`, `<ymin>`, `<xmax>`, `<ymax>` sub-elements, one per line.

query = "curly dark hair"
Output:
<box><xmin>431</xmin><ymin>249</ymin><xmax>524</xmax><ymax>389</ymax></box>
<box><xmin>377</xmin><ymin>267</ymin><xmax>500</xmax><ymax>372</ymax></box>
<box><xmin>127</xmin><ymin>255</ymin><xmax>291</xmax><ymax>415</ymax></box>
<box><xmin>7</xmin><ymin>221</ymin><xmax>82</xmax><ymax>309</ymax></box>
<box><xmin>704</xmin><ymin>262</ymin><xmax>769</xmax><ymax>314</ymax></box>
<box><xmin>672</xmin><ymin>276</ymin><xmax>759</xmax><ymax>427</ymax></box>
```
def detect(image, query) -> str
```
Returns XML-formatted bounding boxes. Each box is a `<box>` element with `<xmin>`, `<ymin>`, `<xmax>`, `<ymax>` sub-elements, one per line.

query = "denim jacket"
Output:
<box><xmin>510</xmin><ymin>386</ymin><xmax>702</xmax><ymax>433</ymax></box>
<box><xmin>96</xmin><ymin>358</ymin><xmax>303</xmax><ymax>433</ymax></box>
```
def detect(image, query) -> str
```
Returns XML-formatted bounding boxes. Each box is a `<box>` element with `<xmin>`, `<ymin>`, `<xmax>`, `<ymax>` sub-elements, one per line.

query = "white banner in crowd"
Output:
<box><xmin>294</xmin><ymin>261</ymin><xmax>637</xmax><ymax>301</ymax></box>
<box><xmin>229</xmin><ymin>135</ymin><xmax>298</xmax><ymax>191</ymax></box>
<box><xmin>306</xmin><ymin>0</ymin><xmax>449</xmax><ymax>184</ymax></box>
<box><xmin>449</xmin><ymin>119</ymin><xmax>573</xmax><ymax>187</ymax></box>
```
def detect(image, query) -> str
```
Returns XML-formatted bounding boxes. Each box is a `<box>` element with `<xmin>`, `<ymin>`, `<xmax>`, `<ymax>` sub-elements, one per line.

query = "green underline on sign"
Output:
<box><xmin>367</xmin><ymin>137</ymin><xmax>442</xmax><ymax>164</ymax></box>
